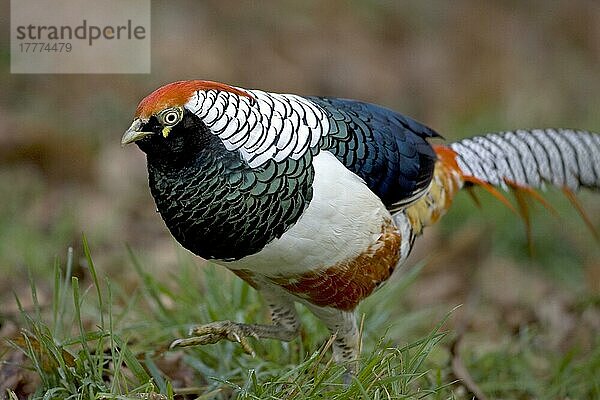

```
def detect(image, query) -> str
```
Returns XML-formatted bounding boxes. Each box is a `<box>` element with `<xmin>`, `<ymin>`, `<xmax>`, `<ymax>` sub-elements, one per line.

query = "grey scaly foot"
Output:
<box><xmin>170</xmin><ymin>289</ymin><xmax>300</xmax><ymax>355</ymax></box>
<box><xmin>170</xmin><ymin>320</ymin><xmax>259</xmax><ymax>355</ymax></box>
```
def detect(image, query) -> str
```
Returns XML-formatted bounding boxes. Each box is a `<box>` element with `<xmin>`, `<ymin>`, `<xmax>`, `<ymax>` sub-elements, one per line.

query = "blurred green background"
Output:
<box><xmin>0</xmin><ymin>0</ymin><xmax>599</xmax><ymax>396</ymax></box>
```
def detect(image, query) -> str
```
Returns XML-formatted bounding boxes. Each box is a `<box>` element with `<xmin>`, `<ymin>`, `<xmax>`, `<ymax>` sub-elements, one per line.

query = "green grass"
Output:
<box><xmin>2</xmin><ymin>186</ymin><xmax>598</xmax><ymax>399</ymax></box>
<box><xmin>3</xmin><ymin>235</ymin><xmax>599</xmax><ymax>399</ymax></box>
<box><xmin>4</xmin><ymin>239</ymin><xmax>457</xmax><ymax>399</ymax></box>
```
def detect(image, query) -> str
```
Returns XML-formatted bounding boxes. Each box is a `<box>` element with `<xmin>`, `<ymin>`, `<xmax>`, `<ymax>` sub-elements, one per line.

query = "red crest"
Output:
<box><xmin>135</xmin><ymin>80</ymin><xmax>253</xmax><ymax>119</ymax></box>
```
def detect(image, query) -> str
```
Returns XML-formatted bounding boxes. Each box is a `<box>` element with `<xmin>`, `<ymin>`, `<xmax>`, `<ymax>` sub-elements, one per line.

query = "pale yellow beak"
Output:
<box><xmin>121</xmin><ymin>119</ymin><xmax>153</xmax><ymax>146</ymax></box>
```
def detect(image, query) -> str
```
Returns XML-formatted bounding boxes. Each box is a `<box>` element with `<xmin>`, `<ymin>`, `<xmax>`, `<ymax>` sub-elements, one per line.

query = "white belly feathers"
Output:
<box><xmin>216</xmin><ymin>151</ymin><xmax>393</xmax><ymax>276</ymax></box>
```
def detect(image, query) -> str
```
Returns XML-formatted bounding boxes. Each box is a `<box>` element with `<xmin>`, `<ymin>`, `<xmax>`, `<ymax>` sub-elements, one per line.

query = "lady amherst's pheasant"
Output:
<box><xmin>122</xmin><ymin>80</ymin><xmax>599</xmax><ymax>373</ymax></box>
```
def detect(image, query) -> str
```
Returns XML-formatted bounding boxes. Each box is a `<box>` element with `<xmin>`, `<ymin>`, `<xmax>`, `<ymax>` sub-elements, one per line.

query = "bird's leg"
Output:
<box><xmin>304</xmin><ymin>303</ymin><xmax>360</xmax><ymax>383</ymax></box>
<box><xmin>170</xmin><ymin>291</ymin><xmax>300</xmax><ymax>355</ymax></box>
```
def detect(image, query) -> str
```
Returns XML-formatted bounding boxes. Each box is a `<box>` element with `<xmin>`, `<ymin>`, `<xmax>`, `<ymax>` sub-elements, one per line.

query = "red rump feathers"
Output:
<box><xmin>135</xmin><ymin>80</ymin><xmax>254</xmax><ymax>119</ymax></box>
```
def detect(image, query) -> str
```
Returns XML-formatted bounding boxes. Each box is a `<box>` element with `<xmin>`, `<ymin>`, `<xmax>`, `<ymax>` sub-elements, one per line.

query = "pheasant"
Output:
<box><xmin>122</xmin><ymin>80</ymin><xmax>600</xmax><ymax>373</ymax></box>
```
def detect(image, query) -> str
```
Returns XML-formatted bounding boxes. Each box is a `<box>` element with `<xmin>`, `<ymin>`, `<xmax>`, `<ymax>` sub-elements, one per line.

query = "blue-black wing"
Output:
<box><xmin>310</xmin><ymin>97</ymin><xmax>440</xmax><ymax>209</ymax></box>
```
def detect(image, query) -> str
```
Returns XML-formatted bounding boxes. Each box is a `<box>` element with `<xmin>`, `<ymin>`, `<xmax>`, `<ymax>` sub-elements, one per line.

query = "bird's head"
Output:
<box><xmin>121</xmin><ymin>80</ymin><xmax>253</xmax><ymax>159</ymax></box>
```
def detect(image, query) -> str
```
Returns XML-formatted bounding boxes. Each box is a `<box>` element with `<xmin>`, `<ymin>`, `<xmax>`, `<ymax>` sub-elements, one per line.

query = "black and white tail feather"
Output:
<box><xmin>450</xmin><ymin>128</ymin><xmax>600</xmax><ymax>192</ymax></box>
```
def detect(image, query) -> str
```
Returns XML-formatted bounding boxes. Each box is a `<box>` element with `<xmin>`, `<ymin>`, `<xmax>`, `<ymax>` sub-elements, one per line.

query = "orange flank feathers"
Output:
<box><xmin>432</xmin><ymin>145</ymin><xmax>461</xmax><ymax>172</ymax></box>
<box><xmin>135</xmin><ymin>80</ymin><xmax>254</xmax><ymax>119</ymax></box>
<box><xmin>232</xmin><ymin>221</ymin><xmax>402</xmax><ymax>312</ymax></box>
<box><xmin>268</xmin><ymin>221</ymin><xmax>402</xmax><ymax>311</ymax></box>
<box><xmin>405</xmin><ymin>146</ymin><xmax>464</xmax><ymax>235</ymax></box>
<box><xmin>433</xmin><ymin>145</ymin><xmax>516</xmax><ymax>213</ymax></box>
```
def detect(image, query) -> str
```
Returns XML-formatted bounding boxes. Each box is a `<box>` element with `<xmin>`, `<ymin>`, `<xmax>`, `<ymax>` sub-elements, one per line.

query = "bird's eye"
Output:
<box><xmin>159</xmin><ymin>108</ymin><xmax>183</xmax><ymax>126</ymax></box>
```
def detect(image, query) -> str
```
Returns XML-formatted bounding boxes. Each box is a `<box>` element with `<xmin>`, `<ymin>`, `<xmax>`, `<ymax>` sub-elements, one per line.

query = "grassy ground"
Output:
<box><xmin>2</xmin><ymin>241</ymin><xmax>453</xmax><ymax>399</ymax></box>
<box><xmin>1</xmin><ymin>190</ymin><xmax>599</xmax><ymax>399</ymax></box>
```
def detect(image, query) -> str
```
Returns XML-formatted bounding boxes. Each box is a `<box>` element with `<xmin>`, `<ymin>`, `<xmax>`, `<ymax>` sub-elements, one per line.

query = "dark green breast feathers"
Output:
<box><xmin>137</xmin><ymin>109</ymin><xmax>315</xmax><ymax>261</ymax></box>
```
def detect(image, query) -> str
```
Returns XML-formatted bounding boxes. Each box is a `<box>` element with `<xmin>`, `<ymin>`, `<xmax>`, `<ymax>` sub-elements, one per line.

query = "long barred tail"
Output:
<box><xmin>448</xmin><ymin>129</ymin><xmax>600</xmax><ymax>192</ymax></box>
<box><xmin>429</xmin><ymin>128</ymin><xmax>600</xmax><ymax>242</ymax></box>
<box><xmin>403</xmin><ymin>129</ymin><xmax>599</xmax><ymax>241</ymax></box>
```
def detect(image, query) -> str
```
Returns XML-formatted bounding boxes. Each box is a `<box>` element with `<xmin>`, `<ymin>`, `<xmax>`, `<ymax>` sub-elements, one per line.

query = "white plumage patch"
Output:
<box><xmin>186</xmin><ymin>89</ymin><xmax>330</xmax><ymax>168</ymax></box>
<box><xmin>216</xmin><ymin>151</ymin><xmax>393</xmax><ymax>276</ymax></box>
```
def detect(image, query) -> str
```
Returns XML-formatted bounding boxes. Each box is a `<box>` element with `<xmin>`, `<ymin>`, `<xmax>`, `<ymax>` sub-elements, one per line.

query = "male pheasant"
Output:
<box><xmin>122</xmin><ymin>80</ymin><xmax>600</xmax><ymax>373</ymax></box>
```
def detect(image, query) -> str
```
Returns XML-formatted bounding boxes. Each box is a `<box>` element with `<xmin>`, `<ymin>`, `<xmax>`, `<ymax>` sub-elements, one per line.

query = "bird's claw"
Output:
<box><xmin>169</xmin><ymin>320</ymin><xmax>256</xmax><ymax>356</ymax></box>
